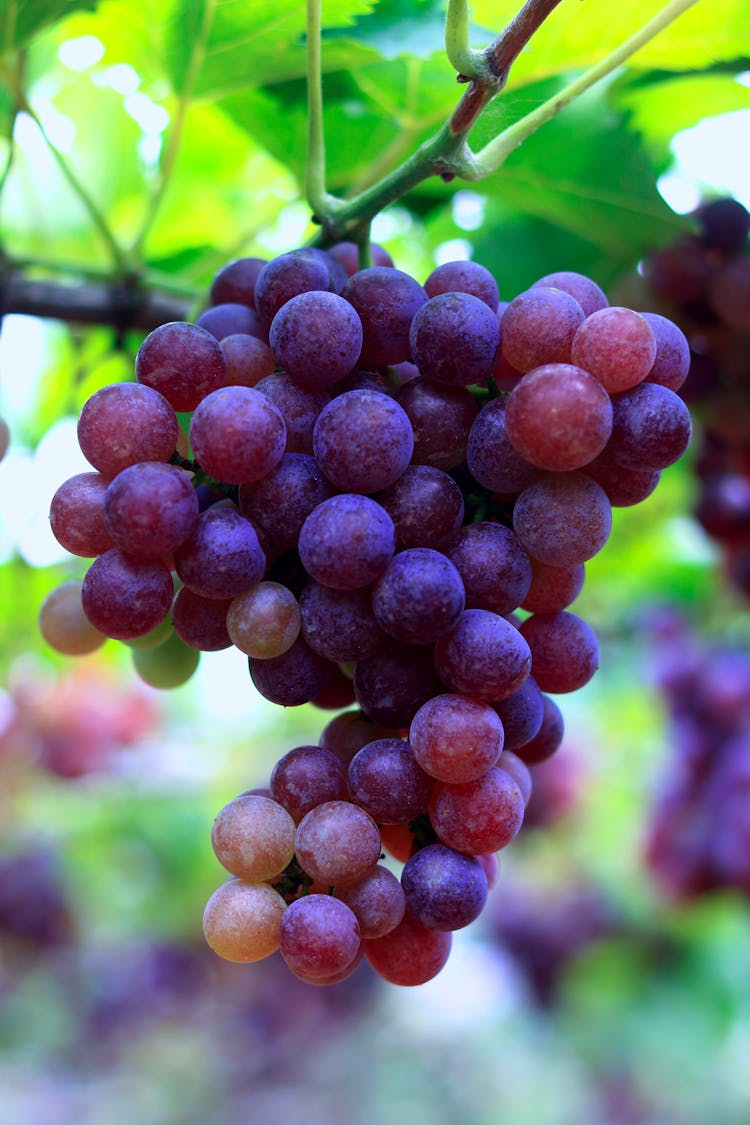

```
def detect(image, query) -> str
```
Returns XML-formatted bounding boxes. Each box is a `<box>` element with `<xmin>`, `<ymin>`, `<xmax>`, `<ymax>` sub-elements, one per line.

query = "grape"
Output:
<box><xmin>82</xmin><ymin>550</ymin><xmax>173</xmax><ymax>639</ymax></box>
<box><xmin>706</xmin><ymin>256</ymin><xmax>750</xmax><ymax>330</ymax></box>
<box><xmin>255</xmin><ymin>250</ymin><xmax>333</xmax><ymax>325</ymax></box>
<box><xmin>513</xmin><ymin>472</ymin><xmax>612</xmax><ymax>566</ymax></box>
<box><xmin>514</xmin><ymin>694</ymin><xmax>564</xmax><ymax>765</ymax></box>
<box><xmin>640</xmin><ymin>312</ymin><xmax>690</xmax><ymax>392</ymax></box>
<box><xmin>497</xmin><ymin>751</ymin><xmax>533</xmax><ymax>806</ymax></box>
<box><xmin>430</xmin><ymin>766</ymin><xmax>525</xmax><ymax>854</ymax></box>
<box><xmin>227</xmin><ymin>582</ymin><xmax>301</xmax><ymax>658</ymax></box>
<box><xmin>220</xmin><ymin>333</ymin><xmax>275</xmax><ymax>387</ymax></box>
<box><xmin>336</xmin><ymin>865</ymin><xmax>406</xmax><ymax>939</ymax></box>
<box><xmin>434</xmin><ymin>609</ymin><xmax>531</xmax><ymax>702</ymax></box>
<box><xmin>211</xmin><ymin>794</ymin><xmax>296</xmax><ymax>881</ymax></box>
<box><xmin>424</xmin><ymin>260</ymin><xmax>499</xmax><ymax>311</ymax></box>
<box><xmin>209</xmin><ymin>256</ymin><xmax>266</xmax><ymax>306</ymax></box>
<box><xmin>299</xmin><ymin>582</ymin><xmax>381</xmax><ymax>662</ymax></box>
<box><xmin>327</xmin><ymin>241</ymin><xmax>394</xmax><ymax>275</ymax></box>
<box><xmin>49</xmin><ymin>472</ymin><xmax>115</xmax><ymax>557</ymax></box>
<box><xmin>505</xmin><ymin>363</ymin><xmax>613</xmax><ymax>471</ymax></box>
<box><xmin>269</xmin><ymin>291</ymin><xmax>363</xmax><ymax>389</ymax></box>
<box><xmin>279</xmin><ymin>894</ymin><xmax>361</xmax><ymax>981</ymax></box>
<box><xmin>380</xmin><ymin>822</ymin><xmax>418</xmax><ymax>863</ymax></box>
<box><xmin>500</xmin><ymin>287</ymin><xmax>584</xmax><ymax>372</ymax></box>
<box><xmin>298</xmin><ymin>494</ymin><xmax>395</xmax><ymax>590</ymax></box>
<box><xmin>571</xmin><ymin>307</ymin><xmax>657</xmax><ymax>393</ymax></box>
<box><xmin>39</xmin><ymin>580</ymin><xmax>106</xmax><ymax>655</ymax></box>
<box><xmin>196</xmin><ymin>302</ymin><xmax>265</xmax><ymax>342</ymax></box>
<box><xmin>347</xmin><ymin>738</ymin><xmax>433</xmax><ymax>823</ymax></box>
<box><xmin>697</xmin><ymin>197</ymin><xmax>750</xmax><ymax>251</ymax></box>
<box><xmin>409</xmin><ymin>291</ymin><xmax>500</xmax><ymax>386</ymax></box>
<box><xmin>376</xmin><ymin>465</ymin><xmax>464</xmax><ymax>550</ymax></box>
<box><xmin>0</xmin><ymin>416</ymin><xmax>9</xmax><ymax>461</ymax></box>
<box><xmin>522</xmin><ymin>561</ymin><xmax>584</xmax><ymax>614</ymax></box>
<box><xmin>319</xmin><ymin>710</ymin><xmax>397</xmax><ymax>769</ymax></box>
<box><xmin>365</xmin><ymin>911</ymin><xmax>452</xmax><ymax>986</ymax></box>
<box><xmin>410</xmin><ymin>694</ymin><xmax>504</xmax><ymax>783</ymax></box>
<box><xmin>239</xmin><ymin>453</ymin><xmax>334</xmax><ymax>551</ymax></box>
<box><xmin>397</xmin><ymin>377</ymin><xmax>478</xmax><ymax>470</ymax></box>
<box><xmin>171</xmin><ymin>588</ymin><xmax>232</xmax><ymax>651</ymax></box>
<box><xmin>312</xmin><ymin>666</ymin><xmax>357</xmax><ymax>710</ymax></box>
<box><xmin>270</xmin><ymin>745</ymin><xmax>347</xmax><ymax>822</ymax></box>
<box><xmin>77</xmin><ymin>383</ymin><xmax>179</xmax><ymax>479</ymax></box>
<box><xmin>103</xmin><ymin>462</ymin><xmax>199</xmax><ymax>559</ymax></box>
<box><xmin>467</xmin><ymin>397</ymin><xmax>540</xmax><ymax>495</ymax></box>
<box><xmin>255</xmin><ymin>373</ymin><xmax>330</xmax><ymax>455</ymax></box>
<box><xmin>313</xmin><ymin>390</ymin><xmax>413</xmax><ymax>494</ymax></box>
<box><xmin>189</xmin><ymin>386</ymin><xmax>286</xmax><ymax>485</ymax></box>
<box><xmin>446</xmin><ymin>523</ymin><xmax>532</xmax><ymax>615</ymax></box>
<box><xmin>354</xmin><ymin>639</ymin><xmax>443</xmax><ymax>727</ymax></box>
<box><xmin>133</xmin><ymin>631</ymin><xmax>200</xmax><ymax>689</ymax></box>
<box><xmin>340</xmin><ymin>267</ymin><xmax>428</xmax><ymax>366</ymax></box>
<box><xmin>175</xmin><ymin>507</ymin><xmax>266</xmax><ymax>600</ymax></box>
<box><xmin>520</xmin><ymin>611</ymin><xmax>599</xmax><ymax>694</ymax></box>
<box><xmin>135</xmin><ymin>322</ymin><xmax>226</xmax><ymax>412</ymax></box>
<box><xmin>493</xmin><ymin>676</ymin><xmax>544</xmax><ymax>751</ymax></box>
<box><xmin>295</xmin><ymin>800</ymin><xmax>381</xmax><ymax>887</ymax></box>
<box><xmin>249</xmin><ymin>636</ymin><xmax>331</xmax><ymax>706</ymax></box>
<box><xmin>371</xmin><ymin>548</ymin><xmax>465</xmax><ymax>645</ymax></box>
<box><xmin>606</xmin><ymin>383</ymin><xmax>692</xmax><ymax>472</ymax></box>
<box><xmin>203</xmin><ymin>879</ymin><xmax>286</xmax><ymax>963</ymax></box>
<box><xmin>532</xmin><ymin>271</ymin><xmax>608</xmax><ymax>317</ymax></box>
<box><xmin>582</xmin><ymin>448</ymin><xmax>661</xmax><ymax>507</ymax></box>
<box><xmin>123</xmin><ymin>612</ymin><xmax>173</xmax><ymax>650</ymax></box>
<box><xmin>401</xmin><ymin>844</ymin><xmax>488</xmax><ymax>931</ymax></box>
<box><xmin>644</xmin><ymin>236</ymin><xmax>710</xmax><ymax>304</ymax></box>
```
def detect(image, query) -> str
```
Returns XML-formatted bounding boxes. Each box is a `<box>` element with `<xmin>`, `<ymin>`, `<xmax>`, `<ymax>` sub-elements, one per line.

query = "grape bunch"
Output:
<box><xmin>42</xmin><ymin>240</ymin><xmax>691</xmax><ymax>985</ymax></box>
<box><xmin>645</xmin><ymin>611</ymin><xmax>750</xmax><ymax>902</ymax></box>
<box><xmin>634</xmin><ymin>197</ymin><xmax>750</xmax><ymax>598</ymax></box>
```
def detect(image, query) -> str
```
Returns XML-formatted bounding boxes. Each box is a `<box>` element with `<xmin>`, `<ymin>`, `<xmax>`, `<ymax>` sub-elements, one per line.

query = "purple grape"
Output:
<box><xmin>397</xmin><ymin>377</ymin><xmax>478</xmax><ymax>470</ymax></box>
<box><xmin>238</xmin><ymin>453</ymin><xmax>334</xmax><ymax>550</ymax></box>
<box><xmin>269</xmin><ymin>291</ymin><xmax>363</xmax><ymax>389</ymax></box>
<box><xmin>434</xmin><ymin>608</ymin><xmax>532</xmax><ymax>702</ymax></box>
<box><xmin>336</xmin><ymin>866</ymin><xmax>406</xmax><ymax>939</ymax></box>
<box><xmin>340</xmin><ymin>267</ymin><xmax>428</xmax><ymax>366</ymax></box>
<box><xmin>255</xmin><ymin>250</ymin><xmax>332</xmax><ymax>326</ymax></box>
<box><xmin>189</xmin><ymin>386</ymin><xmax>286</xmax><ymax>485</ymax></box>
<box><xmin>270</xmin><ymin>745</ymin><xmax>347</xmax><ymax>821</ymax></box>
<box><xmin>640</xmin><ymin>312</ymin><xmax>690</xmax><ymax>392</ymax></box>
<box><xmin>354</xmin><ymin>639</ymin><xmax>443</xmax><ymax>727</ymax></box>
<box><xmin>249</xmin><ymin>635</ymin><xmax>332</xmax><ymax>707</ymax></box>
<box><xmin>49</xmin><ymin>472</ymin><xmax>115</xmax><ymax>557</ymax></box>
<box><xmin>493</xmin><ymin>676</ymin><xmax>544</xmax><ymax>751</ymax></box>
<box><xmin>513</xmin><ymin>472</ymin><xmax>612</xmax><ymax>566</ymax></box>
<box><xmin>401</xmin><ymin>844</ymin><xmax>488</xmax><ymax>931</ymax></box>
<box><xmin>298</xmin><ymin>494</ymin><xmax>395</xmax><ymax>590</ymax></box>
<box><xmin>103</xmin><ymin>462</ymin><xmax>199</xmax><ymax>559</ymax></box>
<box><xmin>467</xmin><ymin>397</ymin><xmax>540</xmax><ymax>495</ymax></box>
<box><xmin>606</xmin><ymin>383</ymin><xmax>692</xmax><ymax>471</ymax></box>
<box><xmin>697</xmin><ymin>197</ymin><xmax>750</xmax><ymax>252</ymax></box>
<box><xmin>255</xmin><ymin>372</ymin><xmax>330</xmax><ymax>455</ymax></box>
<box><xmin>365</xmin><ymin>911</ymin><xmax>452</xmax><ymax>986</ymax></box>
<box><xmin>299</xmin><ymin>581</ymin><xmax>381</xmax><ymax>662</ymax></box>
<box><xmin>501</xmin><ymin>287</ymin><xmax>584</xmax><ymax>372</ymax></box>
<box><xmin>77</xmin><ymin>383</ymin><xmax>179</xmax><ymax>479</ymax></box>
<box><xmin>522</xmin><ymin>561</ymin><xmax>585</xmax><ymax>615</ymax></box>
<box><xmin>171</xmin><ymin>588</ymin><xmax>232</xmax><ymax>650</ymax></box>
<box><xmin>347</xmin><ymin>738</ymin><xmax>433</xmax><ymax>823</ymax></box>
<box><xmin>520</xmin><ymin>611</ymin><xmax>600</xmax><ymax>694</ymax></box>
<box><xmin>446</xmin><ymin>522</ymin><xmax>532</xmax><ymax>615</ymax></box>
<box><xmin>328</xmin><ymin>241</ymin><xmax>394</xmax><ymax>276</ymax></box>
<box><xmin>582</xmin><ymin>448</ymin><xmax>661</xmax><ymax>507</ymax></box>
<box><xmin>371</xmin><ymin>548</ymin><xmax>465</xmax><ymax>645</ymax></box>
<box><xmin>424</xmin><ymin>260</ymin><xmax>499</xmax><ymax>311</ymax></box>
<box><xmin>175</xmin><ymin>507</ymin><xmax>266</xmax><ymax>599</ymax></box>
<box><xmin>209</xmin><ymin>256</ymin><xmax>266</xmax><ymax>306</ymax></box>
<box><xmin>196</xmin><ymin>303</ymin><xmax>265</xmax><ymax>342</ymax></box>
<box><xmin>279</xmin><ymin>895</ymin><xmax>361</xmax><ymax>981</ymax></box>
<box><xmin>313</xmin><ymin>389</ymin><xmax>413</xmax><ymax>494</ymax></box>
<box><xmin>532</xmin><ymin>271</ymin><xmax>608</xmax><ymax>317</ymax></box>
<box><xmin>409</xmin><ymin>292</ymin><xmax>500</xmax><ymax>385</ymax></box>
<box><xmin>135</xmin><ymin>322</ymin><xmax>226</xmax><ymax>412</ymax></box>
<box><xmin>514</xmin><ymin>694</ymin><xmax>564</xmax><ymax>766</ymax></box>
<box><xmin>376</xmin><ymin>465</ymin><xmax>464</xmax><ymax>550</ymax></box>
<box><xmin>81</xmin><ymin>549</ymin><xmax>173</xmax><ymax>639</ymax></box>
<box><xmin>220</xmin><ymin>333</ymin><xmax>275</xmax><ymax>387</ymax></box>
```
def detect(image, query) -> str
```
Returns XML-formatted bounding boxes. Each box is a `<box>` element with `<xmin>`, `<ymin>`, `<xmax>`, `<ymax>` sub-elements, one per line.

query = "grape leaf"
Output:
<box><xmin>322</xmin><ymin>0</ymin><xmax>494</xmax><ymax>61</ymax></box>
<box><xmin>1</xmin><ymin>0</ymin><xmax>100</xmax><ymax>51</ymax></box>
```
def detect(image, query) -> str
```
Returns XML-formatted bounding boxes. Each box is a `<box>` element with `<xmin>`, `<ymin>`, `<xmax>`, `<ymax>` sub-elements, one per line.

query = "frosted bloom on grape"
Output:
<box><xmin>279</xmin><ymin>895</ymin><xmax>361</xmax><ymax>981</ymax></box>
<box><xmin>269</xmin><ymin>291</ymin><xmax>363</xmax><ymax>389</ymax></box>
<box><xmin>298</xmin><ymin>494</ymin><xmax>395</xmax><ymax>590</ymax></box>
<box><xmin>135</xmin><ymin>322</ymin><xmax>226</xmax><ymax>412</ymax></box>
<box><xmin>81</xmin><ymin>550</ymin><xmax>173</xmax><ymax>640</ymax></box>
<box><xmin>500</xmin><ymin>287</ymin><xmax>584</xmax><ymax>372</ymax></box>
<box><xmin>211</xmin><ymin>795</ymin><xmax>296</xmax><ymax>882</ymax></box>
<box><xmin>313</xmin><ymin>389</ymin><xmax>414</xmax><ymax>493</ymax></box>
<box><xmin>189</xmin><ymin>386</ymin><xmax>286</xmax><ymax>485</ymax></box>
<box><xmin>295</xmin><ymin>800</ymin><xmax>382</xmax><ymax>887</ymax></box>
<box><xmin>77</xmin><ymin>382</ymin><xmax>179</xmax><ymax>479</ymax></box>
<box><xmin>341</xmin><ymin>267</ymin><xmax>428</xmax><ymax>366</ymax></box>
<box><xmin>401</xmin><ymin>844</ymin><xmax>488</xmax><ymax>931</ymax></box>
<box><xmin>505</xmin><ymin>363</ymin><xmax>612</xmax><ymax>472</ymax></box>
<box><xmin>513</xmin><ymin>472</ymin><xmax>612</xmax><ymax>567</ymax></box>
<box><xmin>571</xmin><ymin>307</ymin><xmax>657</xmax><ymax>393</ymax></box>
<box><xmin>409</xmin><ymin>291</ymin><xmax>500</xmax><ymax>386</ymax></box>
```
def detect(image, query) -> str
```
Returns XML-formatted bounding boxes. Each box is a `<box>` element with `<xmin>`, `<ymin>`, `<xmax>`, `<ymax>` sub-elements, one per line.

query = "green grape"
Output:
<box><xmin>132</xmin><ymin>630</ymin><xmax>200</xmax><ymax>688</ymax></box>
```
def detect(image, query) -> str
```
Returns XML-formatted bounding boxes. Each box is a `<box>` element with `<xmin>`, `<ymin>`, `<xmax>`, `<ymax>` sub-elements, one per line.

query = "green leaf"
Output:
<box><xmin>323</xmin><ymin>0</ymin><xmax>494</xmax><ymax>61</ymax></box>
<box><xmin>1</xmin><ymin>0</ymin><xmax>99</xmax><ymax>52</ymax></box>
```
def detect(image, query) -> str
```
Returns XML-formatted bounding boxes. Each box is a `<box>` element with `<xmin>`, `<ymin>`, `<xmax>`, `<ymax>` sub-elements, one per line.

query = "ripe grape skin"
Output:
<box><xmin>327</xmin><ymin>241</ymin><xmax>394</xmax><ymax>276</ymax></box>
<box><xmin>255</xmin><ymin>373</ymin><xmax>330</xmax><ymax>455</ymax></box>
<box><xmin>409</xmin><ymin>291</ymin><xmax>500</xmax><ymax>386</ymax></box>
<box><xmin>103</xmin><ymin>462</ymin><xmax>199</xmax><ymax>559</ymax></box>
<box><xmin>707</xmin><ymin>255</ymin><xmax>750</xmax><ymax>329</ymax></box>
<box><xmin>401</xmin><ymin>844</ymin><xmax>488</xmax><ymax>931</ymax></box>
<box><xmin>582</xmin><ymin>449</ymin><xmax>661</xmax><ymax>507</ymax></box>
<box><xmin>320</xmin><ymin>710</ymin><xmax>398</xmax><ymax>769</ymax></box>
<box><xmin>571</xmin><ymin>307</ymin><xmax>657</xmax><ymax>394</ymax></box>
<box><xmin>336</xmin><ymin>865</ymin><xmax>406</xmax><ymax>939</ymax></box>
<box><xmin>132</xmin><ymin>631</ymin><xmax>200</xmax><ymax>689</ymax></box>
<box><xmin>697</xmin><ymin>197</ymin><xmax>750</xmax><ymax>251</ymax></box>
<box><xmin>196</xmin><ymin>302</ymin><xmax>265</xmax><ymax>342</ymax></box>
<box><xmin>493</xmin><ymin>676</ymin><xmax>544</xmax><ymax>751</ymax></box>
<box><xmin>77</xmin><ymin>383</ymin><xmax>179</xmax><ymax>479</ymax></box>
<box><xmin>279</xmin><ymin>894</ymin><xmax>361</xmax><ymax>981</ymax></box>
<box><xmin>49</xmin><ymin>472</ymin><xmax>115</xmax><ymax>557</ymax></box>
<box><xmin>347</xmin><ymin>738</ymin><xmax>433</xmax><ymax>823</ymax></box>
<box><xmin>269</xmin><ymin>291</ymin><xmax>363</xmax><ymax>389</ymax></box>
<box><xmin>606</xmin><ymin>383</ymin><xmax>692</xmax><ymax>472</ymax></box>
<box><xmin>203</xmin><ymin>879</ymin><xmax>286</xmax><ymax>963</ymax></box>
<box><xmin>171</xmin><ymin>588</ymin><xmax>232</xmax><ymax>651</ymax></box>
<box><xmin>365</xmin><ymin>910</ymin><xmax>452</xmax><ymax>986</ymax></box>
<box><xmin>211</xmin><ymin>794</ymin><xmax>297</xmax><ymax>882</ymax></box>
<box><xmin>513</xmin><ymin>472</ymin><xmax>612</xmax><ymax>567</ymax></box>
<box><xmin>175</xmin><ymin>508</ymin><xmax>266</xmax><ymax>600</ymax></box>
<box><xmin>298</xmin><ymin>494</ymin><xmax>395</xmax><ymax>590</ymax></box>
<box><xmin>397</xmin><ymin>377</ymin><xmax>478</xmax><ymax>470</ymax></box>
<box><xmin>640</xmin><ymin>312</ymin><xmax>690</xmax><ymax>392</ymax></box>
<box><xmin>239</xmin><ymin>453</ymin><xmax>334</xmax><ymax>552</ymax></box>
<box><xmin>209</xmin><ymin>256</ymin><xmax>266</xmax><ymax>307</ymax></box>
<box><xmin>500</xmin><ymin>287</ymin><xmax>584</xmax><ymax>372</ymax></box>
<box><xmin>467</xmin><ymin>397</ymin><xmax>540</xmax><ymax>495</ymax></box>
<box><xmin>295</xmin><ymin>800</ymin><xmax>382</xmax><ymax>887</ymax></box>
<box><xmin>409</xmin><ymin>694</ymin><xmax>504</xmax><ymax>783</ymax></box>
<box><xmin>446</xmin><ymin>523</ymin><xmax>532</xmax><ymax>615</ymax></box>
<box><xmin>371</xmin><ymin>548</ymin><xmax>465</xmax><ymax>645</ymax></box>
<box><xmin>248</xmin><ymin>636</ymin><xmax>332</xmax><ymax>707</ymax></box>
<box><xmin>299</xmin><ymin>582</ymin><xmax>381</xmax><ymax>663</ymax></box>
<box><xmin>532</xmin><ymin>271</ymin><xmax>608</xmax><ymax>317</ymax></box>
<box><xmin>423</xmin><ymin>260</ymin><xmax>499</xmax><ymax>311</ymax></box>
<box><xmin>312</xmin><ymin>666</ymin><xmax>357</xmax><ymax>711</ymax></box>
<box><xmin>514</xmin><ymin>694</ymin><xmax>565</xmax><ymax>766</ymax></box>
<box><xmin>313</xmin><ymin>389</ymin><xmax>414</xmax><ymax>494</ymax></box>
<box><xmin>220</xmin><ymin>333</ymin><xmax>275</xmax><ymax>387</ymax></box>
<box><xmin>81</xmin><ymin>550</ymin><xmax>173</xmax><ymax>640</ymax></box>
<box><xmin>376</xmin><ymin>465</ymin><xmax>464</xmax><ymax>550</ymax></box>
<box><xmin>135</xmin><ymin>322</ymin><xmax>226</xmax><ymax>412</ymax></box>
<box><xmin>227</xmin><ymin>582</ymin><xmax>301</xmax><ymax>658</ymax></box>
<box><xmin>254</xmin><ymin>250</ymin><xmax>332</xmax><ymax>326</ymax></box>
<box><xmin>434</xmin><ymin>609</ymin><xmax>532</xmax><ymax>703</ymax></box>
<box><xmin>270</xmin><ymin>745</ymin><xmax>347</xmax><ymax>822</ymax></box>
<box><xmin>520</xmin><ymin>611</ymin><xmax>600</xmax><ymax>694</ymax></box>
<box><xmin>189</xmin><ymin>386</ymin><xmax>286</xmax><ymax>486</ymax></box>
<box><xmin>522</xmin><ymin>560</ymin><xmax>584</xmax><ymax>615</ymax></box>
<box><xmin>497</xmin><ymin>751</ymin><xmax>533</xmax><ymax>806</ymax></box>
<box><xmin>39</xmin><ymin>580</ymin><xmax>106</xmax><ymax>655</ymax></box>
<box><xmin>354</xmin><ymin>639</ymin><xmax>443</xmax><ymax>727</ymax></box>
<box><xmin>340</xmin><ymin>267</ymin><xmax>428</xmax><ymax>367</ymax></box>
<box><xmin>430</xmin><ymin>766</ymin><xmax>525</xmax><ymax>854</ymax></box>
<box><xmin>505</xmin><ymin>363</ymin><xmax>613</xmax><ymax>472</ymax></box>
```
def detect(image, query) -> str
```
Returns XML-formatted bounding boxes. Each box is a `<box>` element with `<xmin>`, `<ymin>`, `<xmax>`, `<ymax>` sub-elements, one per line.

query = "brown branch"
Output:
<box><xmin>1</xmin><ymin>275</ymin><xmax>191</xmax><ymax>331</ymax></box>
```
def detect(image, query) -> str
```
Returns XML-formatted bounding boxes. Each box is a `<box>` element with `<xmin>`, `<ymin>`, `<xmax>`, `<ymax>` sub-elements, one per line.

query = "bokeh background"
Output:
<box><xmin>1</xmin><ymin>2</ymin><xmax>749</xmax><ymax>1122</ymax></box>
